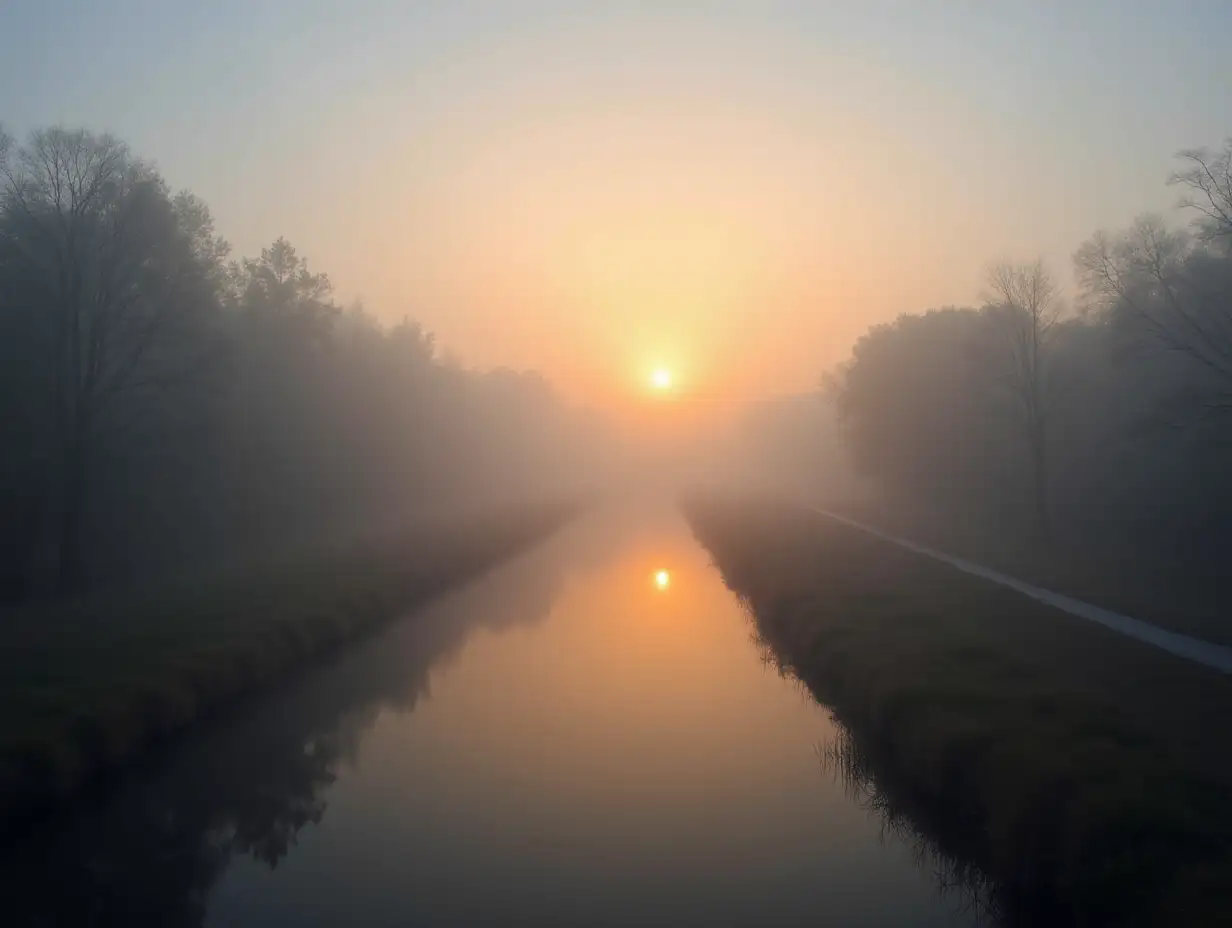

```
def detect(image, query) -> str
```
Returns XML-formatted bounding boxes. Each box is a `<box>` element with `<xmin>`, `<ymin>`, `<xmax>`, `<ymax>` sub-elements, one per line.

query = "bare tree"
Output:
<box><xmin>1075</xmin><ymin>140</ymin><xmax>1232</xmax><ymax>422</ymax></box>
<box><xmin>0</xmin><ymin>125</ymin><xmax>11</xmax><ymax>184</ymax></box>
<box><xmin>1170</xmin><ymin>139</ymin><xmax>1232</xmax><ymax>246</ymax></box>
<box><xmin>985</xmin><ymin>260</ymin><xmax>1062</xmax><ymax>543</ymax></box>
<box><xmin>0</xmin><ymin>128</ymin><xmax>224</xmax><ymax>589</ymax></box>
<box><xmin>1075</xmin><ymin>215</ymin><xmax>1232</xmax><ymax>415</ymax></box>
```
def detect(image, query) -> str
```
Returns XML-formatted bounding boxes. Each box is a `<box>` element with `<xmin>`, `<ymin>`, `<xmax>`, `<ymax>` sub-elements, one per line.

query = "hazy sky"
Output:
<box><xmin>2</xmin><ymin>1</ymin><xmax>1228</xmax><ymax>411</ymax></box>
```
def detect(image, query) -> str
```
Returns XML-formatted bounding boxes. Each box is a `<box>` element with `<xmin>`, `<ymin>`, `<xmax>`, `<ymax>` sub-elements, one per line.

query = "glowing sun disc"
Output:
<box><xmin>652</xmin><ymin>369</ymin><xmax>672</xmax><ymax>390</ymax></box>
<box><xmin>654</xmin><ymin>569</ymin><xmax>670</xmax><ymax>590</ymax></box>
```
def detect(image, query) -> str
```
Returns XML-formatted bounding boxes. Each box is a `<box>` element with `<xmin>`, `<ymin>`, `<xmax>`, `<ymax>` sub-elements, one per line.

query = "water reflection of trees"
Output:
<box><xmin>0</xmin><ymin>532</ymin><xmax>577</xmax><ymax>927</ymax></box>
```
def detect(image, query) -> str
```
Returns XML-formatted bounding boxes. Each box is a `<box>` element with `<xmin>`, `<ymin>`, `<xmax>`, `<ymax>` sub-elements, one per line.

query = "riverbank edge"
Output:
<box><xmin>682</xmin><ymin>493</ymin><xmax>1232</xmax><ymax>926</ymax></box>
<box><xmin>0</xmin><ymin>499</ymin><xmax>584</xmax><ymax>831</ymax></box>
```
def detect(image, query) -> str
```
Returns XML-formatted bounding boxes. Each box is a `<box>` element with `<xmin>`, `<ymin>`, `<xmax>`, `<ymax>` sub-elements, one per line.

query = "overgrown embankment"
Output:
<box><xmin>0</xmin><ymin>499</ymin><xmax>583</xmax><ymax>829</ymax></box>
<box><xmin>684</xmin><ymin>492</ymin><xmax>1232</xmax><ymax>927</ymax></box>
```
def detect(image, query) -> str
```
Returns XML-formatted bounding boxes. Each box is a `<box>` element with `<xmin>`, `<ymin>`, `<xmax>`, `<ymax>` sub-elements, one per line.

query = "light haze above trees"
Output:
<box><xmin>826</xmin><ymin>135</ymin><xmax>1232</xmax><ymax>572</ymax></box>
<box><xmin>0</xmin><ymin>125</ymin><xmax>607</xmax><ymax>600</ymax></box>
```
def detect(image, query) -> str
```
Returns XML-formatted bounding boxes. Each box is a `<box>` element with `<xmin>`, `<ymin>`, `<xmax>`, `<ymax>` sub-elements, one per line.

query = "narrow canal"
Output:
<box><xmin>3</xmin><ymin>500</ymin><xmax>988</xmax><ymax>927</ymax></box>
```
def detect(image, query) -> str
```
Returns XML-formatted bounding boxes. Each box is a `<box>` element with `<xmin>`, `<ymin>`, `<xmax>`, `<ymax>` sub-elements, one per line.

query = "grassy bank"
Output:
<box><xmin>684</xmin><ymin>493</ymin><xmax>1232</xmax><ymax>926</ymax></box>
<box><xmin>0</xmin><ymin>500</ymin><xmax>582</xmax><ymax>830</ymax></box>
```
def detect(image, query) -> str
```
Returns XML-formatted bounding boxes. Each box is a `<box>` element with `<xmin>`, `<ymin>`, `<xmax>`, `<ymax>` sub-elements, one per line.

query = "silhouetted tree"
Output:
<box><xmin>1076</xmin><ymin>220</ymin><xmax>1232</xmax><ymax>420</ymax></box>
<box><xmin>0</xmin><ymin>127</ymin><xmax>224</xmax><ymax>589</ymax></box>
<box><xmin>985</xmin><ymin>260</ymin><xmax>1063</xmax><ymax>542</ymax></box>
<box><xmin>0</xmin><ymin>124</ymin><xmax>606</xmax><ymax>601</ymax></box>
<box><xmin>1072</xmin><ymin>143</ymin><xmax>1232</xmax><ymax>424</ymax></box>
<box><xmin>1170</xmin><ymin>138</ymin><xmax>1232</xmax><ymax>246</ymax></box>
<box><xmin>827</xmin><ymin>135</ymin><xmax>1232</xmax><ymax>578</ymax></box>
<box><xmin>233</xmin><ymin>236</ymin><xmax>334</xmax><ymax>343</ymax></box>
<box><xmin>835</xmin><ymin>307</ymin><xmax>1023</xmax><ymax>524</ymax></box>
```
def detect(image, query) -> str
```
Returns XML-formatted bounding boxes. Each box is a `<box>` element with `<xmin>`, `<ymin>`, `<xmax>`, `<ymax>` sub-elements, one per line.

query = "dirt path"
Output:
<box><xmin>807</xmin><ymin>505</ymin><xmax>1232</xmax><ymax>675</ymax></box>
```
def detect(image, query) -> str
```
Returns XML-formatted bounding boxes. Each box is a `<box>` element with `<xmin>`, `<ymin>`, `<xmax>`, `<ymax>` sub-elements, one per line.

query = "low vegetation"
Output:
<box><xmin>685</xmin><ymin>493</ymin><xmax>1232</xmax><ymax>927</ymax></box>
<box><xmin>0</xmin><ymin>499</ymin><xmax>581</xmax><ymax>830</ymax></box>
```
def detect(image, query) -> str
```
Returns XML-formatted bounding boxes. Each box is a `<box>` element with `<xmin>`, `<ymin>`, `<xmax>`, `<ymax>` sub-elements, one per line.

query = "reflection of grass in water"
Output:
<box><xmin>744</xmin><ymin>608</ymin><xmax>1002</xmax><ymax>924</ymax></box>
<box><xmin>819</xmin><ymin>723</ymin><xmax>1002</xmax><ymax>926</ymax></box>
<box><xmin>0</xmin><ymin>501</ymin><xmax>582</xmax><ymax>832</ymax></box>
<box><xmin>0</xmin><ymin>510</ymin><xmax>580</xmax><ymax>927</ymax></box>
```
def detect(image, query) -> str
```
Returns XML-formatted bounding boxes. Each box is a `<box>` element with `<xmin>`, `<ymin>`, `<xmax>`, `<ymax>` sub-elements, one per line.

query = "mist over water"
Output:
<box><xmin>4</xmin><ymin>5</ymin><xmax>1232</xmax><ymax>925</ymax></box>
<box><xmin>1</xmin><ymin>503</ymin><xmax>985</xmax><ymax>927</ymax></box>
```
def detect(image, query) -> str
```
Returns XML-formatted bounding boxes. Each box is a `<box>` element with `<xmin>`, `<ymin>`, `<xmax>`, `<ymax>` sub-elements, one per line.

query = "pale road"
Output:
<box><xmin>806</xmin><ymin>505</ymin><xmax>1232</xmax><ymax>675</ymax></box>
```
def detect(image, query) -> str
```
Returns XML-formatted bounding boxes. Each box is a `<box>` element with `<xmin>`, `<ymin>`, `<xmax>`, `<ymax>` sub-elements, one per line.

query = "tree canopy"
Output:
<box><xmin>0</xmin><ymin>125</ymin><xmax>606</xmax><ymax>599</ymax></box>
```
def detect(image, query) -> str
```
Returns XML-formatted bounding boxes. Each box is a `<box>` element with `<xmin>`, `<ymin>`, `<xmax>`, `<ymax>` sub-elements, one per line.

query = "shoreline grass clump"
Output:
<box><xmin>0</xmin><ymin>499</ymin><xmax>583</xmax><ymax>830</ymax></box>
<box><xmin>683</xmin><ymin>492</ymin><xmax>1232</xmax><ymax>927</ymax></box>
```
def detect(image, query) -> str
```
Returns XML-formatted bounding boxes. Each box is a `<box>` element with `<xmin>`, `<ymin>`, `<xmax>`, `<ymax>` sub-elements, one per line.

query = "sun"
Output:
<box><xmin>651</xmin><ymin>368</ymin><xmax>673</xmax><ymax>390</ymax></box>
<box><xmin>653</xmin><ymin>569</ymin><xmax>670</xmax><ymax>590</ymax></box>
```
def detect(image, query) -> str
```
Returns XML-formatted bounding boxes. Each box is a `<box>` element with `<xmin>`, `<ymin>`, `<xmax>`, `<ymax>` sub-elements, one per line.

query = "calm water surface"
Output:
<box><xmin>4</xmin><ymin>501</ymin><xmax>988</xmax><ymax>927</ymax></box>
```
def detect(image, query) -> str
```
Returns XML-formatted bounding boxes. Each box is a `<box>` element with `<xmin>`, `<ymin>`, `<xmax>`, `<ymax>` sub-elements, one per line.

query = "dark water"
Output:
<box><xmin>3</xmin><ymin>501</ymin><xmax>990</xmax><ymax>927</ymax></box>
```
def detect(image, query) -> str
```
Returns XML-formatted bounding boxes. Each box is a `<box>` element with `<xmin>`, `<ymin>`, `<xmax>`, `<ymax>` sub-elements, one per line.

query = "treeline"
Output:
<box><xmin>0</xmin><ymin>126</ymin><xmax>605</xmax><ymax>600</ymax></box>
<box><xmin>828</xmin><ymin>138</ymin><xmax>1232</xmax><ymax>562</ymax></box>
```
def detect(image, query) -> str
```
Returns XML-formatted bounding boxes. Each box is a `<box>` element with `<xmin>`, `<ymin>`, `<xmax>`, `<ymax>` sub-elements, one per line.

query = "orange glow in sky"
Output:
<box><xmin>47</xmin><ymin>5</ymin><xmax>1223</xmax><ymax>427</ymax></box>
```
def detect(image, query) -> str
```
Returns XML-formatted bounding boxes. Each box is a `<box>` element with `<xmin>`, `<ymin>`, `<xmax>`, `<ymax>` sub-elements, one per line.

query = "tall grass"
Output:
<box><xmin>820</xmin><ymin>725</ymin><xmax>1003</xmax><ymax>925</ymax></box>
<box><xmin>685</xmin><ymin>492</ymin><xmax>1232</xmax><ymax>927</ymax></box>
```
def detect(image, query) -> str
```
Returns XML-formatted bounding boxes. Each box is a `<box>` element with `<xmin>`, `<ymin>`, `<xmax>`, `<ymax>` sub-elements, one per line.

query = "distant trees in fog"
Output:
<box><xmin>830</xmin><ymin>136</ymin><xmax>1232</xmax><ymax>556</ymax></box>
<box><xmin>0</xmin><ymin>125</ymin><xmax>605</xmax><ymax>600</ymax></box>
<box><xmin>985</xmin><ymin>261</ymin><xmax>1063</xmax><ymax>542</ymax></box>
